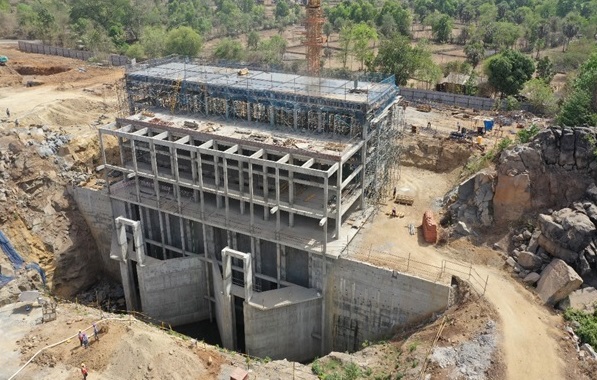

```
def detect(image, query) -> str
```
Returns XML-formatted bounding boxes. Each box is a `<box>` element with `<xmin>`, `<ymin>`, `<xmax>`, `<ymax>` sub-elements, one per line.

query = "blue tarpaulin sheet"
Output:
<box><xmin>0</xmin><ymin>230</ymin><xmax>25</xmax><ymax>269</ymax></box>
<box><xmin>0</xmin><ymin>230</ymin><xmax>47</xmax><ymax>287</ymax></box>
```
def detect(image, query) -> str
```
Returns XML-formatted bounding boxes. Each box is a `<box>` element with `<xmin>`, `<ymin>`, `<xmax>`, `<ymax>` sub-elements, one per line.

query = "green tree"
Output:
<box><xmin>351</xmin><ymin>22</ymin><xmax>377</xmax><ymax>70</ymax></box>
<box><xmin>562</xmin><ymin>12</ymin><xmax>581</xmax><ymax>51</ymax></box>
<box><xmin>165</xmin><ymin>26</ymin><xmax>202</xmax><ymax>57</ymax></box>
<box><xmin>338</xmin><ymin>24</ymin><xmax>354</xmax><ymax>69</ymax></box>
<box><xmin>376</xmin><ymin>1</ymin><xmax>411</xmax><ymax>36</ymax></box>
<box><xmin>485</xmin><ymin>49</ymin><xmax>535</xmax><ymax>97</ymax></box>
<box><xmin>141</xmin><ymin>26</ymin><xmax>167</xmax><ymax>58</ymax></box>
<box><xmin>558</xmin><ymin>52</ymin><xmax>597</xmax><ymax>126</ymax></box>
<box><xmin>522</xmin><ymin>78</ymin><xmax>558</xmax><ymax>116</ymax></box>
<box><xmin>430</xmin><ymin>13</ymin><xmax>453</xmax><ymax>43</ymax></box>
<box><xmin>536</xmin><ymin>56</ymin><xmax>555</xmax><ymax>83</ymax></box>
<box><xmin>213</xmin><ymin>38</ymin><xmax>245</xmax><ymax>61</ymax></box>
<box><xmin>493</xmin><ymin>22</ymin><xmax>520</xmax><ymax>50</ymax></box>
<box><xmin>126</xmin><ymin>43</ymin><xmax>146</xmax><ymax>60</ymax></box>
<box><xmin>323</xmin><ymin>22</ymin><xmax>333</xmax><ymax>45</ymax></box>
<box><xmin>368</xmin><ymin>35</ymin><xmax>434</xmax><ymax>86</ymax></box>
<box><xmin>247</xmin><ymin>31</ymin><xmax>260</xmax><ymax>50</ymax></box>
<box><xmin>258</xmin><ymin>35</ymin><xmax>287</xmax><ymax>65</ymax></box>
<box><xmin>275</xmin><ymin>0</ymin><xmax>289</xmax><ymax>20</ymax></box>
<box><xmin>464</xmin><ymin>40</ymin><xmax>485</xmax><ymax>68</ymax></box>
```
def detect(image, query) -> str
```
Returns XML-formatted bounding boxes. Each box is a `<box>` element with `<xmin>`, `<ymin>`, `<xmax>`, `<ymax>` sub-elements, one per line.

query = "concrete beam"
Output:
<box><xmin>277</xmin><ymin>154</ymin><xmax>290</xmax><ymax>164</ymax></box>
<box><xmin>302</xmin><ymin>158</ymin><xmax>315</xmax><ymax>168</ymax></box>
<box><xmin>154</xmin><ymin>131</ymin><xmax>169</xmax><ymax>140</ymax></box>
<box><xmin>250</xmin><ymin>149</ymin><xmax>264</xmax><ymax>158</ymax></box>
<box><xmin>175</xmin><ymin>135</ymin><xmax>190</xmax><ymax>144</ymax></box>
<box><xmin>133</xmin><ymin>127</ymin><xmax>148</xmax><ymax>136</ymax></box>
<box><xmin>225</xmin><ymin>144</ymin><xmax>239</xmax><ymax>153</ymax></box>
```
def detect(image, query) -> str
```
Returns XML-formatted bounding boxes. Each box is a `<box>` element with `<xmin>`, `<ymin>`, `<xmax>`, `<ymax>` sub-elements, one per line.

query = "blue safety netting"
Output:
<box><xmin>0</xmin><ymin>230</ymin><xmax>25</xmax><ymax>269</ymax></box>
<box><xmin>25</xmin><ymin>262</ymin><xmax>47</xmax><ymax>285</ymax></box>
<box><xmin>0</xmin><ymin>230</ymin><xmax>47</xmax><ymax>288</ymax></box>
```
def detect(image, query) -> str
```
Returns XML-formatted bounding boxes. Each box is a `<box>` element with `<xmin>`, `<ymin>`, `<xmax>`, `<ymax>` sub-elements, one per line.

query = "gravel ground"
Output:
<box><xmin>430</xmin><ymin>320</ymin><xmax>497</xmax><ymax>380</ymax></box>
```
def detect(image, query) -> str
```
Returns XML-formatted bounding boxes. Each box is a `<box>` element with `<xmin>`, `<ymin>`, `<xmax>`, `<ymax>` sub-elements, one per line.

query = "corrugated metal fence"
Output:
<box><xmin>399</xmin><ymin>87</ymin><xmax>498</xmax><ymax>110</ymax></box>
<box><xmin>17</xmin><ymin>41</ymin><xmax>129</xmax><ymax>66</ymax></box>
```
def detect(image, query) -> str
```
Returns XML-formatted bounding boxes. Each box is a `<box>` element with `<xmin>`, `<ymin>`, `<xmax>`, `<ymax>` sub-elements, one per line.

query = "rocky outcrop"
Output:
<box><xmin>448</xmin><ymin>170</ymin><xmax>496</xmax><ymax>228</ymax></box>
<box><xmin>536</xmin><ymin>259</ymin><xmax>583</xmax><ymax>305</ymax></box>
<box><xmin>447</xmin><ymin>127</ymin><xmax>597</xmax><ymax>229</ymax></box>
<box><xmin>493</xmin><ymin>173</ymin><xmax>531</xmax><ymax>223</ymax></box>
<box><xmin>402</xmin><ymin>135</ymin><xmax>472</xmax><ymax>173</ymax></box>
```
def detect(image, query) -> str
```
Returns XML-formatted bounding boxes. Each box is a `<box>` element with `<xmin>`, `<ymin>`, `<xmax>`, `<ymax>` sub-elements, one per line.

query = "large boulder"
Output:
<box><xmin>493</xmin><ymin>173</ymin><xmax>531</xmax><ymax>223</ymax></box>
<box><xmin>559</xmin><ymin>287</ymin><xmax>597</xmax><ymax>314</ymax></box>
<box><xmin>538</xmin><ymin>209</ymin><xmax>596</xmax><ymax>253</ymax></box>
<box><xmin>537</xmin><ymin>233</ymin><xmax>579</xmax><ymax>264</ymax></box>
<box><xmin>536</xmin><ymin>259</ymin><xmax>583</xmax><ymax>305</ymax></box>
<box><xmin>517</xmin><ymin>251</ymin><xmax>542</xmax><ymax>271</ymax></box>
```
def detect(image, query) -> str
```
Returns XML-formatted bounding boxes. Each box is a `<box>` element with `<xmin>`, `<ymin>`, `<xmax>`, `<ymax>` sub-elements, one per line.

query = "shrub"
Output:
<box><xmin>564</xmin><ymin>308</ymin><xmax>597</xmax><ymax>348</ymax></box>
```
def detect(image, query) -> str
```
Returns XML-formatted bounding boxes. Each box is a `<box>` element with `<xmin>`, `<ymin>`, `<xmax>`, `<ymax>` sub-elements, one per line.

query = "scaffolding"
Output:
<box><xmin>305</xmin><ymin>0</ymin><xmax>325</xmax><ymax>75</ymax></box>
<box><xmin>125</xmin><ymin>60</ymin><xmax>398</xmax><ymax>139</ymax></box>
<box><xmin>121</xmin><ymin>59</ymin><xmax>404</xmax><ymax>205</ymax></box>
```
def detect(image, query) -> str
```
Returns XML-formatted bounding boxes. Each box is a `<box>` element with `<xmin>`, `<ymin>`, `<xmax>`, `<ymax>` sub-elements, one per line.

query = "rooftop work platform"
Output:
<box><xmin>125</xmin><ymin>60</ymin><xmax>399</xmax><ymax>124</ymax></box>
<box><xmin>128</xmin><ymin>61</ymin><xmax>395</xmax><ymax>106</ymax></box>
<box><xmin>117</xmin><ymin>111</ymin><xmax>360</xmax><ymax>161</ymax></box>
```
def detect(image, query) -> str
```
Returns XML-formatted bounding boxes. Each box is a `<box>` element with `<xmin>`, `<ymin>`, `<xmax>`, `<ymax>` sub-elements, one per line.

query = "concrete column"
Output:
<box><xmin>214</xmin><ymin>142</ymin><xmax>221</xmax><ymax>208</ymax></box>
<box><xmin>263</xmin><ymin>163</ymin><xmax>269</xmax><ymax>221</ymax></box>
<box><xmin>225</xmin><ymin>99</ymin><xmax>229</xmax><ymax>119</ymax></box>
<box><xmin>118</xmin><ymin>136</ymin><xmax>125</xmax><ymax>167</ymax></box>
<box><xmin>157</xmin><ymin>211</ymin><xmax>166</xmax><ymax>259</ymax></box>
<box><xmin>164</xmin><ymin>213</ymin><xmax>172</xmax><ymax>249</ymax></box>
<box><xmin>288</xmin><ymin>158</ymin><xmax>294</xmax><ymax>227</ymax></box>
<box><xmin>239</xmin><ymin>159</ymin><xmax>245</xmax><ymax>214</ymax></box>
<box><xmin>269</xmin><ymin>106</ymin><xmax>275</xmax><ymax>127</ymax></box>
<box><xmin>223</xmin><ymin>156</ymin><xmax>229</xmax><ymax>226</ymax></box>
<box><xmin>179</xmin><ymin>217</ymin><xmax>186</xmax><ymax>256</ymax></box>
<box><xmin>360</xmin><ymin>123</ymin><xmax>369</xmax><ymax>209</ymax></box>
<box><xmin>173</xmin><ymin>147</ymin><xmax>182</xmax><ymax>214</ymax></box>
<box><xmin>276</xmin><ymin>243</ymin><xmax>281</xmax><ymax>288</ymax></box>
<box><xmin>317</xmin><ymin>111</ymin><xmax>323</xmax><ymax>133</ymax></box>
<box><xmin>247</xmin><ymin>102</ymin><xmax>251</xmax><ymax>122</ymax></box>
<box><xmin>197</xmin><ymin>151</ymin><xmax>206</xmax><ymax>219</ymax></box>
<box><xmin>204</xmin><ymin>95</ymin><xmax>209</xmax><ymax>115</ymax></box>
<box><xmin>99</xmin><ymin>133</ymin><xmax>110</xmax><ymax>195</ymax></box>
<box><xmin>255</xmin><ymin>239</ymin><xmax>262</xmax><ymax>274</ymax></box>
<box><xmin>293</xmin><ymin>108</ymin><xmax>298</xmax><ymax>130</ymax></box>
<box><xmin>280</xmin><ymin>245</ymin><xmax>286</xmax><ymax>281</ymax></box>
<box><xmin>249</xmin><ymin>161</ymin><xmax>255</xmax><ymax>231</ymax></box>
<box><xmin>130</xmin><ymin>139</ymin><xmax>141</xmax><ymax>203</ymax></box>
<box><xmin>335</xmin><ymin>163</ymin><xmax>342</xmax><ymax>239</ymax></box>
<box><xmin>191</xmin><ymin>150</ymin><xmax>198</xmax><ymax>201</ymax></box>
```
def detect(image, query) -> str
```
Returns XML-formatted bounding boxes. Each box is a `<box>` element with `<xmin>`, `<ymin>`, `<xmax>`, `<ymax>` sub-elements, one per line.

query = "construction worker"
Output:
<box><xmin>78</xmin><ymin>330</ymin><xmax>83</xmax><ymax>347</ymax></box>
<box><xmin>392</xmin><ymin>186</ymin><xmax>396</xmax><ymax>199</ymax></box>
<box><xmin>81</xmin><ymin>363</ymin><xmax>88</xmax><ymax>379</ymax></box>
<box><xmin>93</xmin><ymin>323</ymin><xmax>99</xmax><ymax>341</ymax></box>
<box><xmin>392</xmin><ymin>207</ymin><xmax>397</xmax><ymax>217</ymax></box>
<box><xmin>6</xmin><ymin>108</ymin><xmax>9</xmax><ymax>118</ymax></box>
<box><xmin>82</xmin><ymin>332</ymin><xmax>89</xmax><ymax>349</ymax></box>
<box><xmin>14</xmin><ymin>119</ymin><xmax>19</xmax><ymax>127</ymax></box>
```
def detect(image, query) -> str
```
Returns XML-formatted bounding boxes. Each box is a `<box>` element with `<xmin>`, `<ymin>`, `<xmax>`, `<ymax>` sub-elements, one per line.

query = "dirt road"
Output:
<box><xmin>351</xmin><ymin>165</ymin><xmax>566</xmax><ymax>379</ymax></box>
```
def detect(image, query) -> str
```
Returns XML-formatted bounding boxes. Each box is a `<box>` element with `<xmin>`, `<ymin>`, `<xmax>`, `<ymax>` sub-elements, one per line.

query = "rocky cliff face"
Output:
<box><xmin>495</xmin><ymin>127</ymin><xmax>597</xmax><ymax>222</ymax></box>
<box><xmin>450</xmin><ymin>127</ymin><xmax>597</xmax><ymax>229</ymax></box>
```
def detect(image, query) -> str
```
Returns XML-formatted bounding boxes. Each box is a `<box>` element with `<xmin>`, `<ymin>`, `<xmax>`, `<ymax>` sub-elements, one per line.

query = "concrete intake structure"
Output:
<box><xmin>96</xmin><ymin>60</ymin><xmax>451</xmax><ymax>361</ymax></box>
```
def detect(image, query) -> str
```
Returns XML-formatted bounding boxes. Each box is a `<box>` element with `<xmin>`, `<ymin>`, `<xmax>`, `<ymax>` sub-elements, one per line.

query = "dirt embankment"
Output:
<box><xmin>0</xmin><ymin>44</ymin><xmax>123</xmax><ymax>299</ymax></box>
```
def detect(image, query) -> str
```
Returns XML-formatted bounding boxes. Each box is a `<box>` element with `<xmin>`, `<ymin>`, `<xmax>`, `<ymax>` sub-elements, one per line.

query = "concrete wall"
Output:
<box><xmin>244</xmin><ymin>297</ymin><xmax>322</xmax><ymax>362</ymax></box>
<box><xmin>400</xmin><ymin>88</ymin><xmax>498</xmax><ymax>110</ymax></box>
<box><xmin>325</xmin><ymin>257</ymin><xmax>451</xmax><ymax>352</ymax></box>
<box><xmin>70</xmin><ymin>187</ymin><xmax>120</xmax><ymax>280</ymax></box>
<box><xmin>136</xmin><ymin>256</ymin><xmax>210</xmax><ymax>326</ymax></box>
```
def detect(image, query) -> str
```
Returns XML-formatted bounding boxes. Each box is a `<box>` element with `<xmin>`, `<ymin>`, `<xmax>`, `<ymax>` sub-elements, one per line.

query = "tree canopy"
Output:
<box><xmin>485</xmin><ymin>49</ymin><xmax>535</xmax><ymax>96</ymax></box>
<box><xmin>558</xmin><ymin>53</ymin><xmax>597</xmax><ymax>126</ymax></box>
<box><xmin>164</xmin><ymin>26</ymin><xmax>202</xmax><ymax>57</ymax></box>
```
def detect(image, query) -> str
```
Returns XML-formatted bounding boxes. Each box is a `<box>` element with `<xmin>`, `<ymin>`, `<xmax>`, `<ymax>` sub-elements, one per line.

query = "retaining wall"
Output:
<box><xmin>69</xmin><ymin>187</ymin><xmax>120</xmax><ymax>280</ymax></box>
<box><xmin>400</xmin><ymin>88</ymin><xmax>497</xmax><ymax>110</ymax></box>
<box><xmin>137</xmin><ymin>255</ymin><xmax>210</xmax><ymax>326</ymax></box>
<box><xmin>244</xmin><ymin>296</ymin><xmax>322</xmax><ymax>362</ymax></box>
<box><xmin>325</xmin><ymin>257</ymin><xmax>451</xmax><ymax>352</ymax></box>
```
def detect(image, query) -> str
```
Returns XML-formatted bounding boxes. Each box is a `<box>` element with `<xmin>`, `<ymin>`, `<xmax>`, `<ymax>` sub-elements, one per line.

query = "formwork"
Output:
<box><xmin>125</xmin><ymin>59</ymin><xmax>398</xmax><ymax>139</ymax></box>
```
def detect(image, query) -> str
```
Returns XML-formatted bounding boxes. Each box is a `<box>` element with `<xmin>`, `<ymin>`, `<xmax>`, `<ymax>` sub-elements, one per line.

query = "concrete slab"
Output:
<box><xmin>249</xmin><ymin>285</ymin><xmax>321</xmax><ymax>310</ymax></box>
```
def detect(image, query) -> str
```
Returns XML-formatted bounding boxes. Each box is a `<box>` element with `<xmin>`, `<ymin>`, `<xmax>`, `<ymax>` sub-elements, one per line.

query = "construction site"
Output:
<box><xmin>2</xmin><ymin>0</ymin><xmax>597</xmax><ymax>378</ymax></box>
<box><xmin>89</xmin><ymin>57</ymin><xmax>459</xmax><ymax>362</ymax></box>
